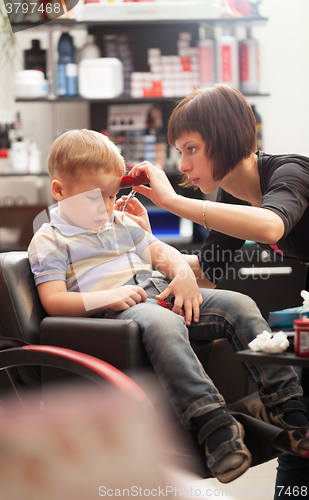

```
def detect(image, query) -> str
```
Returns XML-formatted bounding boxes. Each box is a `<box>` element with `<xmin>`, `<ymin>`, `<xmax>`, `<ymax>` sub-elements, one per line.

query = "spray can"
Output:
<box><xmin>251</xmin><ymin>105</ymin><xmax>263</xmax><ymax>150</ymax></box>
<box><xmin>239</xmin><ymin>28</ymin><xmax>260</xmax><ymax>94</ymax></box>
<box><xmin>198</xmin><ymin>26</ymin><xmax>215</xmax><ymax>87</ymax></box>
<box><xmin>216</xmin><ymin>25</ymin><xmax>239</xmax><ymax>90</ymax></box>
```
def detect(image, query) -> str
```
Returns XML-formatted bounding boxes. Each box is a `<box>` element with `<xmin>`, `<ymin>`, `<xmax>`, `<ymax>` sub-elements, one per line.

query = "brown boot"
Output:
<box><xmin>198</xmin><ymin>413</ymin><xmax>252</xmax><ymax>483</ymax></box>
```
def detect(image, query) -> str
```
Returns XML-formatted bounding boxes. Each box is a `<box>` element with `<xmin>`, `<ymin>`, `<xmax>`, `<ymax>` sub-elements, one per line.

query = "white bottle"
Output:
<box><xmin>216</xmin><ymin>25</ymin><xmax>239</xmax><ymax>90</ymax></box>
<box><xmin>80</xmin><ymin>34</ymin><xmax>101</xmax><ymax>60</ymax></box>
<box><xmin>198</xmin><ymin>27</ymin><xmax>215</xmax><ymax>87</ymax></box>
<box><xmin>28</xmin><ymin>142</ymin><xmax>42</xmax><ymax>174</ymax></box>
<box><xmin>239</xmin><ymin>28</ymin><xmax>260</xmax><ymax>94</ymax></box>
<box><xmin>10</xmin><ymin>139</ymin><xmax>29</xmax><ymax>173</ymax></box>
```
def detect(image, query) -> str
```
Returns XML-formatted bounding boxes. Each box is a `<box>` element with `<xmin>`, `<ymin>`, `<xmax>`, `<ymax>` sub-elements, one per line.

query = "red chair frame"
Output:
<box><xmin>0</xmin><ymin>342</ymin><xmax>147</xmax><ymax>403</ymax></box>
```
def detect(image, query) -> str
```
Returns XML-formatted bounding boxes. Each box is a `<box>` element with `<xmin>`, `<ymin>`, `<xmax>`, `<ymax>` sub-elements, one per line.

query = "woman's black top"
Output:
<box><xmin>198</xmin><ymin>151</ymin><xmax>309</xmax><ymax>284</ymax></box>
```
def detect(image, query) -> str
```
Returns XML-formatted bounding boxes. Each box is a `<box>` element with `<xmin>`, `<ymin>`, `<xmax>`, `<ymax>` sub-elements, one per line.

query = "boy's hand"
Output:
<box><xmin>108</xmin><ymin>285</ymin><xmax>147</xmax><ymax>311</ymax></box>
<box><xmin>155</xmin><ymin>274</ymin><xmax>203</xmax><ymax>326</ymax></box>
<box><xmin>115</xmin><ymin>196</ymin><xmax>152</xmax><ymax>233</ymax></box>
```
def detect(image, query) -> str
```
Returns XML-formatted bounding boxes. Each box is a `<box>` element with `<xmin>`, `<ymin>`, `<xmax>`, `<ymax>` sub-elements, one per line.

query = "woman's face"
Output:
<box><xmin>175</xmin><ymin>131</ymin><xmax>222</xmax><ymax>194</ymax></box>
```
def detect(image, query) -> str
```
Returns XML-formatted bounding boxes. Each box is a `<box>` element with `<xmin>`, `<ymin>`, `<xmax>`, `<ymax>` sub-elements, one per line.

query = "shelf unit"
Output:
<box><xmin>8</xmin><ymin>14</ymin><xmax>269</xmax><ymax>251</ymax></box>
<box><xmin>13</xmin><ymin>15</ymin><xmax>268</xmax><ymax>143</ymax></box>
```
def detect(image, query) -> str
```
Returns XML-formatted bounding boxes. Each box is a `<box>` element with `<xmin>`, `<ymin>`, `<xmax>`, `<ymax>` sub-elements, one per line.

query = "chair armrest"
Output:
<box><xmin>40</xmin><ymin>317</ymin><xmax>150</xmax><ymax>371</ymax></box>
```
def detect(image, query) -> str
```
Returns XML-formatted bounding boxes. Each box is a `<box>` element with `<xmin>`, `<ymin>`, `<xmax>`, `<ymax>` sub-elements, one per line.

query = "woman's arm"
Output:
<box><xmin>130</xmin><ymin>163</ymin><xmax>284</xmax><ymax>244</ymax></box>
<box><xmin>166</xmin><ymin>197</ymin><xmax>285</xmax><ymax>244</ymax></box>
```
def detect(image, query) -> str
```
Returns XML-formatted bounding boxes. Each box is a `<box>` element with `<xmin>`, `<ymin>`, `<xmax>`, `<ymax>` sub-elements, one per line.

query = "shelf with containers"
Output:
<box><xmin>13</xmin><ymin>16</ymin><xmax>269</xmax><ymax>101</ymax></box>
<box><xmin>13</xmin><ymin>15</ymin><xmax>268</xmax><ymax>130</ymax></box>
<box><xmin>10</xmin><ymin>15</ymin><xmax>268</xmax><ymax>250</ymax></box>
<box><xmin>12</xmin><ymin>16</ymin><xmax>269</xmax><ymax>134</ymax></box>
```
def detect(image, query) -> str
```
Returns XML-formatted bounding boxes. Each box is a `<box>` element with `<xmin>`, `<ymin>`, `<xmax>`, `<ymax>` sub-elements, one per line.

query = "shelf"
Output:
<box><xmin>16</xmin><ymin>93</ymin><xmax>270</xmax><ymax>104</ymax></box>
<box><xmin>11</xmin><ymin>16</ymin><xmax>268</xmax><ymax>31</ymax></box>
<box><xmin>13</xmin><ymin>15</ymin><xmax>269</xmax><ymax>105</ymax></box>
<box><xmin>0</xmin><ymin>172</ymin><xmax>49</xmax><ymax>177</ymax></box>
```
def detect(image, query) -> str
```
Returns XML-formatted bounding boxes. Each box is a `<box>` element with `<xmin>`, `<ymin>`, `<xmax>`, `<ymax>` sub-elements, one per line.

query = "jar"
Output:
<box><xmin>294</xmin><ymin>318</ymin><xmax>309</xmax><ymax>357</ymax></box>
<box><xmin>13</xmin><ymin>70</ymin><xmax>48</xmax><ymax>99</ymax></box>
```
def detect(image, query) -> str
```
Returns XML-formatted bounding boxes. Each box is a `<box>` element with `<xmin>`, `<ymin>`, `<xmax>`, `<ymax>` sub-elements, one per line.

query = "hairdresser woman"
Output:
<box><xmin>117</xmin><ymin>84</ymin><xmax>309</xmax><ymax>498</ymax></box>
<box><xmin>125</xmin><ymin>84</ymin><xmax>309</xmax><ymax>284</ymax></box>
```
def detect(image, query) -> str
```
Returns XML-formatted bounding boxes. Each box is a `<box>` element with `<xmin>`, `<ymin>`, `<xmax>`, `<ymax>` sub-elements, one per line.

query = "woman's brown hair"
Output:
<box><xmin>168</xmin><ymin>84</ymin><xmax>257</xmax><ymax>182</ymax></box>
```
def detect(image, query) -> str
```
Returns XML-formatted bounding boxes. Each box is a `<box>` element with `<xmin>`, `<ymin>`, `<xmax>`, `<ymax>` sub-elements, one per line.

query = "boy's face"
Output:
<box><xmin>55</xmin><ymin>172</ymin><xmax>122</xmax><ymax>231</ymax></box>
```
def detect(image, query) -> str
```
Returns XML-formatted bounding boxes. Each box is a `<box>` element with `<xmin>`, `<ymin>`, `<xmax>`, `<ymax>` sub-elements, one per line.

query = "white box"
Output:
<box><xmin>78</xmin><ymin>58</ymin><xmax>123</xmax><ymax>99</ymax></box>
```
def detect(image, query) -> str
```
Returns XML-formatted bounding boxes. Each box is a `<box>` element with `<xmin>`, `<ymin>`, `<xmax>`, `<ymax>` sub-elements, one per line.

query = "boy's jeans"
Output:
<box><xmin>99</xmin><ymin>277</ymin><xmax>302</xmax><ymax>427</ymax></box>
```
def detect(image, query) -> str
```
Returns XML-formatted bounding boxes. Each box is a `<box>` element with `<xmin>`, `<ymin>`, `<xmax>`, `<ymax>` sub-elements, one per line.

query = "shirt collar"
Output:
<box><xmin>49</xmin><ymin>206</ymin><xmax>114</xmax><ymax>237</ymax></box>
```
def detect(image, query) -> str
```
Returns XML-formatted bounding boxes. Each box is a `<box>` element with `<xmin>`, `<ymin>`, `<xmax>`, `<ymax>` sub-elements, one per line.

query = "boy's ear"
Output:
<box><xmin>51</xmin><ymin>179</ymin><xmax>64</xmax><ymax>201</ymax></box>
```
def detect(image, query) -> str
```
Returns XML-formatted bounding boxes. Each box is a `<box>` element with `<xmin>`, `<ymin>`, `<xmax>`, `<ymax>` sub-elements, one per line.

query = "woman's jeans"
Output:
<box><xmin>274</xmin><ymin>377</ymin><xmax>309</xmax><ymax>499</ymax></box>
<box><xmin>275</xmin><ymin>453</ymin><xmax>309</xmax><ymax>499</ymax></box>
<box><xmin>99</xmin><ymin>277</ymin><xmax>302</xmax><ymax>427</ymax></box>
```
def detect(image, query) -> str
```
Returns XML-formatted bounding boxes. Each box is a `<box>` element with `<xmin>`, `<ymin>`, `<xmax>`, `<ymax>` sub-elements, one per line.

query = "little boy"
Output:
<box><xmin>28</xmin><ymin>129</ymin><xmax>309</xmax><ymax>484</ymax></box>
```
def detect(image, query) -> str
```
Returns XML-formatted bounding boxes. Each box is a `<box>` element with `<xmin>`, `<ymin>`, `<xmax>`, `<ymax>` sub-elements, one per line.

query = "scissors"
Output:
<box><xmin>119</xmin><ymin>189</ymin><xmax>136</xmax><ymax>212</ymax></box>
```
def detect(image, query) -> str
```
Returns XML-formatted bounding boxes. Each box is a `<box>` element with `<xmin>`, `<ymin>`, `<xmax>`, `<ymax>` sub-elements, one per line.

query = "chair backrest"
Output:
<box><xmin>0</xmin><ymin>251</ymin><xmax>47</xmax><ymax>345</ymax></box>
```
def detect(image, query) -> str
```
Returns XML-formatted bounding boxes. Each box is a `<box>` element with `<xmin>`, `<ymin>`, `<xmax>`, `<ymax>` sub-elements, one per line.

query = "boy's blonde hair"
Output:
<box><xmin>48</xmin><ymin>129</ymin><xmax>126</xmax><ymax>181</ymax></box>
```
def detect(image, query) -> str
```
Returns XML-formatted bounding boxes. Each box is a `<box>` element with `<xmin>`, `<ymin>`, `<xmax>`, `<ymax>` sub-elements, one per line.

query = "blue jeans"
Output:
<box><xmin>100</xmin><ymin>277</ymin><xmax>302</xmax><ymax>427</ymax></box>
<box><xmin>274</xmin><ymin>455</ymin><xmax>309</xmax><ymax>498</ymax></box>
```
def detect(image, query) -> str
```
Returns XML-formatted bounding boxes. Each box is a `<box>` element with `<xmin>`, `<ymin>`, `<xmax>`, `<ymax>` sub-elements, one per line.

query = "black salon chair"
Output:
<box><xmin>0</xmin><ymin>251</ymin><xmax>255</xmax><ymax>395</ymax></box>
<box><xmin>0</xmin><ymin>251</ymin><xmax>151</xmax><ymax>390</ymax></box>
<box><xmin>0</xmin><ymin>251</ymin><xmax>292</xmax><ymax>476</ymax></box>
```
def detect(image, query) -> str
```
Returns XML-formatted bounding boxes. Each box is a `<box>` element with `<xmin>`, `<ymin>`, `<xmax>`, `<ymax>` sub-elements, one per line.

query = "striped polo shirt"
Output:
<box><xmin>28</xmin><ymin>206</ymin><xmax>157</xmax><ymax>292</ymax></box>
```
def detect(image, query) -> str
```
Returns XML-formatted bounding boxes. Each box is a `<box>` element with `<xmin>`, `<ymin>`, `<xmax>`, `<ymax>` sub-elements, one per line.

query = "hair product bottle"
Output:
<box><xmin>24</xmin><ymin>39</ymin><xmax>46</xmax><ymax>77</ymax></box>
<box><xmin>198</xmin><ymin>26</ymin><xmax>215</xmax><ymax>87</ymax></box>
<box><xmin>10</xmin><ymin>138</ymin><xmax>29</xmax><ymax>173</ymax></box>
<box><xmin>216</xmin><ymin>25</ymin><xmax>239</xmax><ymax>90</ymax></box>
<box><xmin>57</xmin><ymin>33</ymin><xmax>77</xmax><ymax>97</ymax></box>
<box><xmin>251</xmin><ymin>105</ymin><xmax>263</xmax><ymax>150</ymax></box>
<box><xmin>239</xmin><ymin>28</ymin><xmax>260</xmax><ymax>94</ymax></box>
<box><xmin>0</xmin><ymin>125</ymin><xmax>11</xmax><ymax>173</ymax></box>
<box><xmin>80</xmin><ymin>34</ymin><xmax>101</xmax><ymax>60</ymax></box>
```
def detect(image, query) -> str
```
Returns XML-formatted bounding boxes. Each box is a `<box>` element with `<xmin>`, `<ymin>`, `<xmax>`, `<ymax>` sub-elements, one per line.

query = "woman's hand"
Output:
<box><xmin>108</xmin><ymin>285</ymin><xmax>147</xmax><ymax>311</ymax></box>
<box><xmin>115</xmin><ymin>196</ymin><xmax>152</xmax><ymax>233</ymax></box>
<box><xmin>129</xmin><ymin>162</ymin><xmax>178</xmax><ymax>210</ymax></box>
<box><xmin>155</xmin><ymin>274</ymin><xmax>203</xmax><ymax>326</ymax></box>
